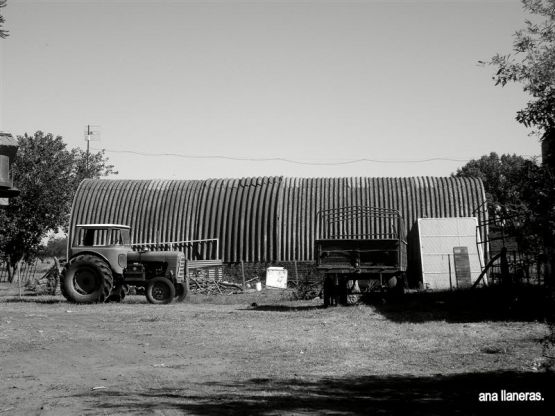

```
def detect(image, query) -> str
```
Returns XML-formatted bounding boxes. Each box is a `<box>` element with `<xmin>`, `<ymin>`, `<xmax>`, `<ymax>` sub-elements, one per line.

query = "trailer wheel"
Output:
<box><xmin>387</xmin><ymin>276</ymin><xmax>398</xmax><ymax>289</ymax></box>
<box><xmin>323</xmin><ymin>276</ymin><xmax>331</xmax><ymax>307</ymax></box>
<box><xmin>344</xmin><ymin>280</ymin><xmax>362</xmax><ymax>305</ymax></box>
<box><xmin>323</xmin><ymin>275</ymin><xmax>339</xmax><ymax>307</ymax></box>
<box><xmin>346</xmin><ymin>294</ymin><xmax>362</xmax><ymax>305</ymax></box>
<box><xmin>389</xmin><ymin>274</ymin><xmax>406</xmax><ymax>298</ymax></box>
<box><xmin>338</xmin><ymin>277</ymin><xmax>349</xmax><ymax>306</ymax></box>
<box><xmin>146</xmin><ymin>277</ymin><xmax>175</xmax><ymax>304</ymax></box>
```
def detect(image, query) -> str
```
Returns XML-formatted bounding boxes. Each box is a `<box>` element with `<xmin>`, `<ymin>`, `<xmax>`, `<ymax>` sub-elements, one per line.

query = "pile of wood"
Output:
<box><xmin>189</xmin><ymin>276</ymin><xmax>243</xmax><ymax>295</ymax></box>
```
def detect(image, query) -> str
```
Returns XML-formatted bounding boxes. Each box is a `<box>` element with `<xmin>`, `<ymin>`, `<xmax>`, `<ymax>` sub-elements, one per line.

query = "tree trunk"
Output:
<box><xmin>6</xmin><ymin>258</ymin><xmax>21</xmax><ymax>284</ymax></box>
<box><xmin>7</xmin><ymin>262</ymin><xmax>14</xmax><ymax>283</ymax></box>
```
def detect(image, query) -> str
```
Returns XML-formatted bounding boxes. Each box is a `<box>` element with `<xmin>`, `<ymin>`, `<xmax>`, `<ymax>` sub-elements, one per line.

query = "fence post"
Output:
<box><xmin>448</xmin><ymin>254</ymin><xmax>453</xmax><ymax>291</ymax></box>
<box><xmin>18</xmin><ymin>260</ymin><xmax>22</xmax><ymax>299</ymax></box>
<box><xmin>241</xmin><ymin>260</ymin><xmax>246</xmax><ymax>291</ymax></box>
<box><xmin>294</xmin><ymin>260</ymin><xmax>299</xmax><ymax>287</ymax></box>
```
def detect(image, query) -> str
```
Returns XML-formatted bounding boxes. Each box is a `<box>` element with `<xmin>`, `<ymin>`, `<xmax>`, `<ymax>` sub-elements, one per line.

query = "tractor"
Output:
<box><xmin>60</xmin><ymin>224</ymin><xmax>188</xmax><ymax>304</ymax></box>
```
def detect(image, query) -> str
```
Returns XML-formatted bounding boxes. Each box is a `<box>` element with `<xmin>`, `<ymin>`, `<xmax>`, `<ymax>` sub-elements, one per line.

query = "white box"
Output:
<box><xmin>417</xmin><ymin>217</ymin><xmax>486</xmax><ymax>290</ymax></box>
<box><xmin>266</xmin><ymin>267</ymin><xmax>288</xmax><ymax>289</ymax></box>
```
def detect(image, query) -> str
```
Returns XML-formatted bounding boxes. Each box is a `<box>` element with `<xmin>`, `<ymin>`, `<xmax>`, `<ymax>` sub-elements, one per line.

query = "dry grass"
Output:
<box><xmin>0</xmin><ymin>283</ymin><xmax>554</xmax><ymax>415</ymax></box>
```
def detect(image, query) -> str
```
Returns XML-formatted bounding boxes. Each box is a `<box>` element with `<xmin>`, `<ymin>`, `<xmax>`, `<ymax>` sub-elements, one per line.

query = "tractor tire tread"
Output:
<box><xmin>60</xmin><ymin>254</ymin><xmax>114</xmax><ymax>303</ymax></box>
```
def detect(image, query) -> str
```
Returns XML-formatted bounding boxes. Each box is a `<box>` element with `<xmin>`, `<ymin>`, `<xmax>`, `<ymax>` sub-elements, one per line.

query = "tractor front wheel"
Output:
<box><xmin>175</xmin><ymin>280</ymin><xmax>189</xmax><ymax>302</ymax></box>
<box><xmin>146</xmin><ymin>277</ymin><xmax>175</xmax><ymax>304</ymax></box>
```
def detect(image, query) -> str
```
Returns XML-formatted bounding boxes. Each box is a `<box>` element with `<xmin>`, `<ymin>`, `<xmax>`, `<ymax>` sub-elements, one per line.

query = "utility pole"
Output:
<box><xmin>85</xmin><ymin>125</ymin><xmax>91</xmax><ymax>175</ymax></box>
<box><xmin>84</xmin><ymin>125</ymin><xmax>100</xmax><ymax>178</ymax></box>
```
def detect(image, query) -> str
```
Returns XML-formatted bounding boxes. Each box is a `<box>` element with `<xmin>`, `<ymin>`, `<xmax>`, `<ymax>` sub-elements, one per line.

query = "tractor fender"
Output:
<box><xmin>67</xmin><ymin>251</ymin><xmax>111</xmax><ymax>267</ymax></box>
<box><xmin>67</xmin><ymin>249</ymin><xmax>128</xmax><ymax>274</ymax></box>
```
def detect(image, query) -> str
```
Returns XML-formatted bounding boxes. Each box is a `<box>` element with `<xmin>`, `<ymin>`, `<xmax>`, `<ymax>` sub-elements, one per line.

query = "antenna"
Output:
<box><xmin>84</xmin><ymin>125</ymin><xmax>101</xmax><ymax>175</ymax></box>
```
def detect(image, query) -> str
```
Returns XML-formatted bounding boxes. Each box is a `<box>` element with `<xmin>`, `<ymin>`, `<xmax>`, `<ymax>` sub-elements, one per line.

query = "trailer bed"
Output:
<box><xmin>315</xmin><ymin>238</ymin><xmax>407</xmax><ymax>274</ymax></box>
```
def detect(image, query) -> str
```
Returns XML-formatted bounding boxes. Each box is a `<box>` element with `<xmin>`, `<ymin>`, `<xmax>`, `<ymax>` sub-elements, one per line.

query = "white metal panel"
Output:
<box><xmin>418</xmin><ymin>217</ymin><xmax>485</xmax><ymax>290</ymax></box>
<box><xmin>266</xmin><ymin>267</ymin><xmax>288</xmax><ymax>289</ymax></box>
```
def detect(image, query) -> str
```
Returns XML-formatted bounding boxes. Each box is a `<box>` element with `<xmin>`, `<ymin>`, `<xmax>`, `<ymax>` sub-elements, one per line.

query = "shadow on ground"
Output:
<box><xmin>3</xmin><ymin>296</ymin><xmax>63</xmax><ymax>304</ymax></box>
<box><xmin>78</xmin><ymin>370</ymin><xmax>554</xmax><ymax>415</ymax></box>
<box><xmin>3</xmin><ymin>284</ymin><xmax>553</xmax><ymax>324</ymax></box>
<box><xmin>365</xmin><ymin>285</ymin><xmax>555</xmax><ymax>323</ymax></box>
<box><xmin>242</xmin><ymin>303</ymin><xmax>324</xmax><ymax>312</ymax></box>
<box><xmin>245</xmin><ymin>285</ymin><xmax>555</xmax><ymax>323</ymax></box>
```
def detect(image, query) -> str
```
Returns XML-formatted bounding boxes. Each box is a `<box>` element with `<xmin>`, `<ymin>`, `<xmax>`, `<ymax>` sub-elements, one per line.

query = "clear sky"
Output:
<box><xmin>0</xmin><ymin>0</ymin><xmax>541</xmax><ymax>180</ymax></box>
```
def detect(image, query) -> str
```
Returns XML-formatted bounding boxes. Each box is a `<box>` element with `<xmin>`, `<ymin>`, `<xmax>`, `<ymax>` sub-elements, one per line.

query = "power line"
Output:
<box><xmin>91</xmin><ymin>147</ymin><xmax>540</xmax><ymax>166</ymax></box>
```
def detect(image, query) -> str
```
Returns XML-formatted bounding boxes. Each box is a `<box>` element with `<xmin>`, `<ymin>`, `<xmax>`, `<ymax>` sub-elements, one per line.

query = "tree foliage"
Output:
<box><xmin>42</xmin><ymin>236</ymin><xmax>68</xmax><ymax>259</ymax></box>
<box><xmin>0</xmin><ymin>0</ymin><xmax>8</xmax><ymax>39</ymax></box>
<box><xmin>455</xmin><ymin>152</ymin><xmax>555</xmax><ymax>254</ymax></box>
<box><xmin>0</xmin><ymin>131</ymin><xmax>117</xmax><ymax>281</ymax></box>
<box><xmin>487</xmin><ymin>0</ymin><xmax>555</xmax><ymax>137</ymax></box>
<box><xmin>455</xmin><ymin>152</ymin><xmax>536</xmax><ymax>215</ymax></box>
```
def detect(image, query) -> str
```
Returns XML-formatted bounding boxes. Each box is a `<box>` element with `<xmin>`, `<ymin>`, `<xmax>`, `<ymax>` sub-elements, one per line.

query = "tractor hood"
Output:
<box><xmin>127</xmin><ymin>250</ymin><xmax>186</xmax><ymax>282</ymax></box>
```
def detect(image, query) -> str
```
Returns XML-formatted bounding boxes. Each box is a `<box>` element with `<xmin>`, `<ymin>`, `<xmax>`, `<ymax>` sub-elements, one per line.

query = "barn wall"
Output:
<box><xmin>70</xmin><ymin>176</ymin><xmax>487</xmax><ymax>263</ymax></box>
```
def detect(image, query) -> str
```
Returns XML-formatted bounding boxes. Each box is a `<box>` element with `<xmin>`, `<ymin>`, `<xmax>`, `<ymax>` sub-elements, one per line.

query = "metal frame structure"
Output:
<box><xmin>132</xmin><ymin>238</ymin><xmax>219</xmax><ymax>260</ymax></box>
<box><xmin>315</xmin><ymin>206</ymin><xmax>408</xmax><ymax>306</ymax></box>
<box><xmin>316</xmin><ymin>206</ymin><xmax>407</xmax><ymax>274</ymax></box>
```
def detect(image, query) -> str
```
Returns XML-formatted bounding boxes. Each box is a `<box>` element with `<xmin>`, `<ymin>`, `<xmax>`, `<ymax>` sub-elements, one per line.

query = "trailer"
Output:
<box><xmin>315</xmin><ymin>206</ymin><xmax>407</xmax><ymax>306</ymax></box>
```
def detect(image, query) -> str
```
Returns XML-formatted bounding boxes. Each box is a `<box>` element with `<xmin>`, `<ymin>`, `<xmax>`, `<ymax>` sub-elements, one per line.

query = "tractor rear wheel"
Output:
<box><xmin>146</xmin><ymin>277</ymin><xmax>175</xmax><ymax>304</ymax></box>
<box><xmin>60</xmin><ymin>255</ymin><xmax>114</xmax><ymax>303</ymax></box>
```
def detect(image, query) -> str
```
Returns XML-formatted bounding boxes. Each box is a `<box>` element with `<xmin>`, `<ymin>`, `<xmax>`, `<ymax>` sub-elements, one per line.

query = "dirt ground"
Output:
<box><xmin>1</xmin><ymin>284</ymin><xmax>554</xmax><ymax>415</ymax></box>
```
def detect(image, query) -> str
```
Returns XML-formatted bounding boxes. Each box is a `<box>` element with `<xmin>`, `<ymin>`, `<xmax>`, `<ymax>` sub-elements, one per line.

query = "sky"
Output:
<box><xmin>0</xmin><ymin>0</ymin><xmax>542</xmax><ymax>180</ymax></box>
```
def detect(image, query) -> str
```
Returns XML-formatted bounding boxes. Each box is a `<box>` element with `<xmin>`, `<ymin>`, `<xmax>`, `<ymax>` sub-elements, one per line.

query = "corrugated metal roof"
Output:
<box><xmin>70</xmin><ymin>176</ymin><xmax>487</xmax><ymax>263</ymax></box>
<box><xmin>0</xmin><ymin>133</ymin><xmax>18</xmax><ymax>168</ymax></box>
<box><xmin>0</xmin><ymin>132</ymin><xmax>17</xmax><ymax>147</ymax></box>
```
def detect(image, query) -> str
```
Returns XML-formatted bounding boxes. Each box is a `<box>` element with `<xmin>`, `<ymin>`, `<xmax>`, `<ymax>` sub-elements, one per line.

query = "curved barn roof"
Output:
<box><xmin>70</xmin><ymin>176</ymin><xmax>487</xmax><ymax>262</ymax></box>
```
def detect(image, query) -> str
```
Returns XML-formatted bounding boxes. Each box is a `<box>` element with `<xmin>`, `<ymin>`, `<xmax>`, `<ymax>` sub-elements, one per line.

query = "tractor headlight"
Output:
<box><xmin>118</xmin><ymin>254</ymin><xmax>126</xmax><ymax>269</ymax></box>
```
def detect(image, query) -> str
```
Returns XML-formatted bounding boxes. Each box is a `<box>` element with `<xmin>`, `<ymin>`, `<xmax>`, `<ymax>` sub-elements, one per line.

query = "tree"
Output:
<box><xmin>485</xmin><ymin>1</ymin><xmax>555</xmax><ymax>288</ymax></box>
<box><xmin>456</xmin><ymin>153</ymin><xmax>555</xmax><ymax>288</ymax></box>
<box><xmin>454</xmin><ymin>153</ymin><xmax>542</xmax><ymax>252</ymax></box>
<box><xmin>0</xmin><ymin>0</ymin><xmax>8</xmax><ymax>39</ymax></box>
<box><xmin>0</xmin><ymin>131</ymin><xmax>117</xmax><ymax>282</ymax></box>
<box><xmin>42</xmin><ymin>235</ymin><xmax>68</xmax><ymax>259</ymax></box>
<box><xmin>455</xmin><ymin>152</ymin><xmax>536</xmax><ymax>214</ymax></box>
<box><xmin>486</xmin><ymin>0</ymin><xmax>555</xmax><ymax>139</ymax></box>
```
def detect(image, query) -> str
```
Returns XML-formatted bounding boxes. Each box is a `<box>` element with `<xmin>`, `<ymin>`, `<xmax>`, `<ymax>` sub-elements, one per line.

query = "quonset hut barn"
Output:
<box><xmin>70</xmin><ymin>177</ymin><xmax>488</xmax><ymax>288</ymax></box>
